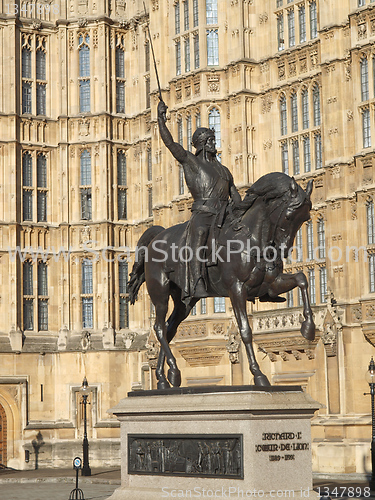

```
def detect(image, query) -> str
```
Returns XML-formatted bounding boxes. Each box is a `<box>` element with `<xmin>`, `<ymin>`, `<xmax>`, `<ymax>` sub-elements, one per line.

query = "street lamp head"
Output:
<box><xmin>81</xmin><ymin>376</ymin><xmax>89</xmax><ymax>394</ymax></box>
<box><xmin>366</xmin><ymin>357</ymin><xmax>375</xmax><ymax>386</ymax></box>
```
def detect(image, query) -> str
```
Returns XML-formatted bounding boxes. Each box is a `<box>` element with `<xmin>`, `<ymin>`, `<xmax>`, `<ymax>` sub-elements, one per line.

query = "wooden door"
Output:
<box><xmin>0</xmin><ymin>403</ymin><xmax>7</xmax><ymax>466</ymax></box>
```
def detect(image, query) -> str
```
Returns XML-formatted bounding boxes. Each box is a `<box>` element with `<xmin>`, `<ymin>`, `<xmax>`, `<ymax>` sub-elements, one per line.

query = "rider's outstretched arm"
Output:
<box><xmin>158</xmin><ymin>101</ymin><xmax>187</xmax><ymax>164</ymax></box>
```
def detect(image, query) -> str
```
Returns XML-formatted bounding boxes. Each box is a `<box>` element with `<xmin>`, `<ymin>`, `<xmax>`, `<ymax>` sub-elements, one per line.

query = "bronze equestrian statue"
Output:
<box><xmin>128</xmin><ymin>101</ymin><xmax>315</xmax><ymax>389</ymax></box>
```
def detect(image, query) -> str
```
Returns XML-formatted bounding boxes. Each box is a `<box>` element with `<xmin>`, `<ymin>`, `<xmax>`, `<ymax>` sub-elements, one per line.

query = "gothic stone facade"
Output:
<box><xmin>0</xmin><ymin>0</ymin><xmax>374</xmax><ymax>475</ymax></box>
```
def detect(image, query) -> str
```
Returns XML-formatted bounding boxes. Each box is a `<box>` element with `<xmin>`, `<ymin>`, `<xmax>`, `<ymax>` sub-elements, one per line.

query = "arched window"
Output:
<box><xmin>208</xmin><ymin>107</ymin><xmax>221</xmax><ymax>147</ymax></box>
<box><xmin>280</xmin><ymin>95</ymin><xmax>287</xmax><ymax>135</ymax></box>
<box><xmin>312</xmin><ymin>85</ymin><xmax>320</xmax><ymax>126</ymax></box>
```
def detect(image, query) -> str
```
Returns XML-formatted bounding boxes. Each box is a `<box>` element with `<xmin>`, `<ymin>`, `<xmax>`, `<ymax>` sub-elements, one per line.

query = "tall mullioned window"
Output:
<box><xmin>315</xmin><ymin>133</ymin><xmax>322</xmax><ymax>169</ymax></box>
<box><xmin>277</xmin><ymin>14</ymin><xmax>284</xmax><ymax>51</ymax></box>
<box><xmin>175</xmin><ymin>2</ymin><xmax>180</xmax><ymax>34</ymax></box>
<box><xmin>184</xmin><ymin>0</ymin><xmax>189</xmax><ymax>30</ymax></box>
<box><xmin>119</xmin><ymin>260</ymin><xmax>129</xmax><ymax>328</ymax></box>
<box><xmin>118</xmin><ymin>151</ymin><xmax>127</xmax><ymax>220</ymax></box>
<box><xmin>363</xmin><ymin>108</ymin><xmax>371</xmax><ymax>148</ymax></box>
<box><xmin>148</xmin><ymin>188</ymin><xmax>153</xmax><ymax>217</ymax></box>
<box><xmin>193</xmin><ymin>0</ymin><xmax>199</xmax><ymax>26</ymax></box>
<box><xmin>37</xmin><ymin>155</ymin><xmax>47</xmax><ymax>222</ymax></box>
<box><xmin>194</xmin><ymin>34</ymin><xmax>200</xmax><ymax>69</ymax></box>
<box><xmin>206</xmin><ymin>0</ymin><xmax>218</xmax><ymax>24</ymax></box>
<box><xmin>306</xmin><ymin>220</ymin><xmax>314</xmax><ymax>261</ymax></box>
<box><xmin>281</xmin><ymin>142</ymin><xmax>289</xmax><ymax>174</ymax></box>
<box><xmin>116</xmin><ymin>38</ymin><xmax>125</xmax><ymax>114</ymax></box>
<box><xmin>296</xmin><ymin>228</ymin><xmax>303</xmax><ymax>261</ymax></box>
<box><xmin>176</xmin><ymin>41</ymin><xmax>181</xmax><ymax>75</ymax></box>
<box><xmin>79</xmin><ymin>35</ymin><xmax>90</xmax><ymax>112</ymax></box>
<box><xmin>187</xmin><ymin>115</ymin><xmax>192</xmax><ymax>153</ymax></box>
<box><xmin>22</xmin><ymin>36</ymin><xmax>32</xmax><ymax>114</ymax></box>
<box><xmin>299</xmin><ymin>5</ymin><xmax>306</xmax><ymax>43</ymax></box>
<box><xmin>303</xmin><ymin>136</ymin><xmax>311</xmax><ymax>172</ymax></box>
<box><xmin>287</xmin><ymin>290</ymin><xmax>294</xmax><ymax>308</ymax></box>
<box><xmin>292</xmin><ymin>140</ymin><xmax>300</xmax><ymax>175</ymax></box>
<box><xmin>209</xmin><ymin>107</ymin><xmax>221</xmax><ymax>147</ymax></box>
<box><xmin>368</xmin><ymin>199</ymin><xmax>375</xmax><ymax>244</ymax></box>
<box><xmin>320</xmin><ymin>266</ymin><xmax>327</xmax><ymax>303</ymax></box>
<box><xmin>80</xmin><ymin>150</ymin><xmax>92</xmax><ymax>220</ymax></box>
<box><xmin>317</xmin><ymin>218</ymin><xmax>326</xmax><ymax>258</ymax></box>
<box><xmin>308</xmin><ymin>268</ymin><xmax>316</xmax><ymax>305</ymax></box>
<box><xmin>313</xmin><ymin>85</ymin><xmax>321</xmax><ymax>126</ymax></box>
<box><xmin>310</xmin><ymin>1</ymin><xmax>317</xmax><ymax>39</ymax></box>
<box><xmin>361</xmin><ymin>58</ymin><xmax>369</xmax><ymax>101</ymax></box>
<box><xmin>288</xmin><ymin>10</ymin><xmax>295</xmax><ymax>47</ymax></box>
<box><xmin>145</xmin><ymin>41</ymin><xmax>150</xmax><ymax>73</ymax></box>
<box><xmin>36</xmin><ymin>38</ymin><xmax>46</xmax><ymax>115</ymax></box>
<box><xmin>82</xmin><ymin>260</ymin><xmax>93</xmax><ymax>328</ymax></box>
<box><xmin>23</xmin><ymin>152</ymin><xmax>33</xmax><ymax>221</ymax></box>
<box><xmin>370</xmin><ymin>254</ymin><xmax>375</xmax><ymax>293</ymax></box>
<box><xmin>38</xmin><ymin>261</ymin><xmax>48</xmax><ymax>331</ymax></box>
<box><xmin>291</xmin><ymin>93</ymin><xmax>298</xmax><ymax>132</ymax></box>
<box><xmin>280</xmin><ymin>95</ymin><xmax>287</xmax><ymax>135</ymax></box>
<box><xmin>185</xmin><ymin>38</ymin><xmax>191</xmax><ymax>72</ymax></box>
<box><xmin>21</xmin><ymin>34</ymin><xmax>47</xmax><ymax>115</ymax></box>
<box><xmin>23</xmin><ymin>261</ymin><xmax>34</xmax><ymax>331</ymax></box>
<box><xmin>302</xmin><ymin>89</ymin><xmax>309</xmax><ymax>129</ymax></box>
<box><xmin>147</xmin><ymin>148</ymin><xmax>152</xmax><ymax>181</ymax></box>
<box><xmin>207</xmin><ymin>29</ymin><xmax>219</xmax><ymax>65</ymax></box>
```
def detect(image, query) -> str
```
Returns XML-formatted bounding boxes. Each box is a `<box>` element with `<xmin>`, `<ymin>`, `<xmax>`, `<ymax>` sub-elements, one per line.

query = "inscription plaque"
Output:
<box><xmin>128</xmin><ymin>434</ymin><xmax>243</xmax><ymax>479</ymax></box>
<box><xmin>254</xmin><ymin>431</ymin><xmax>310</xmax><ymax>463</ymax></box>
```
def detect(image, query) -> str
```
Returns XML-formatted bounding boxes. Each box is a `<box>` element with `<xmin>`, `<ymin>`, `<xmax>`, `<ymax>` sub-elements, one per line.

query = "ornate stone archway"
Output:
<box><xmin>0</xmin><ymin>403</ymin><xmax>7</xmax><ymax>466</ymax></box>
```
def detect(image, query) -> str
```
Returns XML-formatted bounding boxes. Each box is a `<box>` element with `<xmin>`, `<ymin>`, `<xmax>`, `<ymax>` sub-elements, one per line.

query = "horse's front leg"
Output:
<box><xmin>229</xmin><ymin>283</ymin><xmax>270</xmax><ymax>386</ymax></box>
<box><xmin>267</xmin><ymin>272</ymin><xmax>315</xmax><ymax>341</ymax></box>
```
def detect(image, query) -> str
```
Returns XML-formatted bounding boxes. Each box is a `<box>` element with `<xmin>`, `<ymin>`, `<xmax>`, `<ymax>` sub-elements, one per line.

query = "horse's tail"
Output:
<box><xmin>128</xmin><ymin>225</ymin><xmax>165</xmax><ymax>304</ymax></box>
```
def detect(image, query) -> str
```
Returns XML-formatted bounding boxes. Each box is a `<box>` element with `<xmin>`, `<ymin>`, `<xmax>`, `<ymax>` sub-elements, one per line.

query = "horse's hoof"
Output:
<box><xmin>157</xmin><ymin>379</ymin><xmax>171</xmax><ymax>390</ymax></box>
<box><xmin>254</xmin><ymin>373</ymin><xmax>271</xmax><ymax>387</ymax></box>
<box><xmin>167</xmin><ymin>368</ymin><xmax>181</xmax><ymax>387</ymax></box>
<box><xmin>301</xmin><ymin>319</ymin><xmax>315</xmax><ymax>341</ymax></box>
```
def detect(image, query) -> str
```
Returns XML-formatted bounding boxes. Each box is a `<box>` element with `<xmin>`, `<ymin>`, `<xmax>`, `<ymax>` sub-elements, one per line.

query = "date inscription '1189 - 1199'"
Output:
<box><xmin>128</xmin><ymin>435</ymin><xmax>243</xmax><ymax>479</ymax></box>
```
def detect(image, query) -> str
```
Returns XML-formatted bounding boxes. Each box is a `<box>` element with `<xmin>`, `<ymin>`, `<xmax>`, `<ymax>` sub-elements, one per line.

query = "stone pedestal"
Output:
<box><xmin>107</xmin><ymin>386</ymin><xmax>321</xmax><ymax>500</ymax></box>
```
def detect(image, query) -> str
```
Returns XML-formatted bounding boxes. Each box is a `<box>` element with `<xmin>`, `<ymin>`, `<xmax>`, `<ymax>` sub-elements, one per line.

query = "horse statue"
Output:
<box><xmin>128</xmin><ymin>172</ymin><xmax>314</xmax><ymax>388</ymax></box>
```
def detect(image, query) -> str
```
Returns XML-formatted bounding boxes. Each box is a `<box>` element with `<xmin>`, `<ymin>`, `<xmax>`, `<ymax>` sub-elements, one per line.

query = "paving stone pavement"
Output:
<box><xmin>0</xmin><ymin>482</ymin><xmax>117</xmax><ymax>500</ymax></box>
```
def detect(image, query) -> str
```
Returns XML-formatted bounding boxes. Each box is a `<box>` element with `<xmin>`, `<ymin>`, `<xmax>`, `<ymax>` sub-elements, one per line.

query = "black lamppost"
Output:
<box><xmin>80</xmin><ymin>377</ymin><xmax>91</xmax><ymax>477</ymax></box>
<box><xmin>365</xmin><ymin>357</ymin><xmax>375</xmax><ymax>491</ymax></box>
